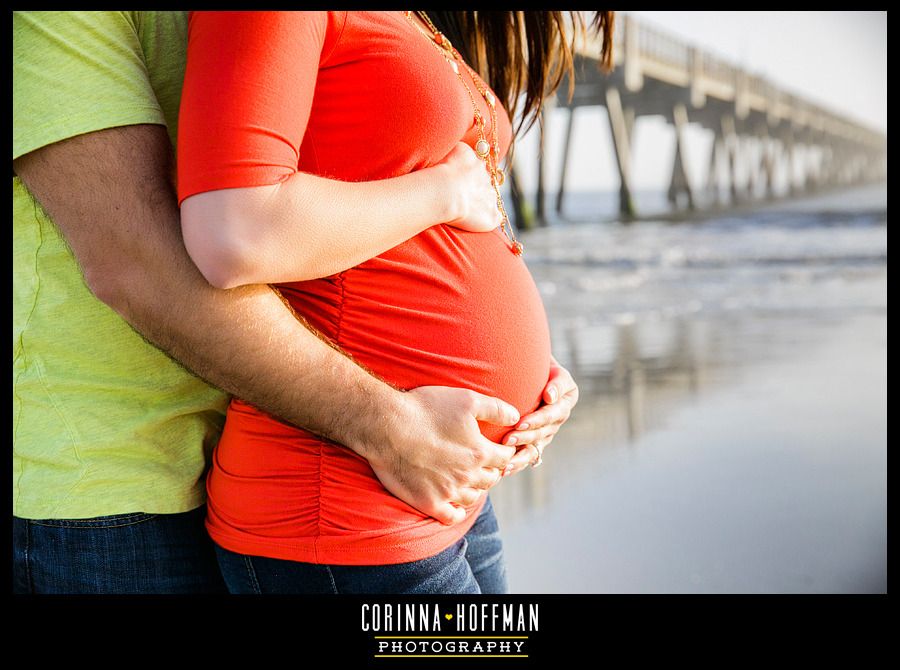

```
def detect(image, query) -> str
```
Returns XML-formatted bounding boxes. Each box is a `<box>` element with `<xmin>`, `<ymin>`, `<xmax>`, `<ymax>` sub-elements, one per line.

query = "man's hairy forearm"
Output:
<box><xmin>13</xmin><ymin>124</ymin><xmax>404</xmax><ymax>457</ymax></box>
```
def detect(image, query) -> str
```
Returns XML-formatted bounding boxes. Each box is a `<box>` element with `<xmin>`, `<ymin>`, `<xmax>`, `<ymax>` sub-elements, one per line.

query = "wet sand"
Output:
<box><xmin>493</xmin><ymin>311</ymin><xmax>885</xmax><ymax>593</ymax></box>
<box><xmin>492</xmin><ymin>188</ymin><xmax>886</xmax><ymax>593</ymax></box>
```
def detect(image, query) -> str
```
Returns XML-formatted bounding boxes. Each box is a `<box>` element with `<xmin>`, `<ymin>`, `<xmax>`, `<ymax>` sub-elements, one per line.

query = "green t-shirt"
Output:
<box><xmin>13</xmin><ymin>11</ymin><xmax>228</xmax><ymax>519</ymax></box>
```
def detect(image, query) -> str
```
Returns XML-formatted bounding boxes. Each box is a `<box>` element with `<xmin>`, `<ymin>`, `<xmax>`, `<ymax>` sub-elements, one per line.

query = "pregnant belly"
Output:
<box><xmin>207</xmin><ymin>225</ymin><xmax>551</xmax><ymax>562</ymax></box>
<box><xmin>283</xmin><ymin>225</ymin><xmax>552</xmax><ymax>438</ymax></box>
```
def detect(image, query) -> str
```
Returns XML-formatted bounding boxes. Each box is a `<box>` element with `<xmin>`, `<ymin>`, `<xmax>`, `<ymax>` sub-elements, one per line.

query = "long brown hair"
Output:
<box><xmin>426</xmin><ymin>11</ymin><xmax>615</xmax><ymax>162</ymax></box>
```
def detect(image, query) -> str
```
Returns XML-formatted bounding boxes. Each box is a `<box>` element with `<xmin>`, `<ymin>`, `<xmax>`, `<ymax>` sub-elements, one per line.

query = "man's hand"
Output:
<box><xmin>363</xmin><ymin>386</ymin><xmax>520</xmax><ymax>526</ymax></box>
<box><xmin>501</xmin><ymin>358</ymin><xmax>579</xmax><ymax>475</ymax></box>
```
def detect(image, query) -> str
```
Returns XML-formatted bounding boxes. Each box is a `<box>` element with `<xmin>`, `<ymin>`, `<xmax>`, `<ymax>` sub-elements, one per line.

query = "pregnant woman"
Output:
<box><xmin>177</xmin><ymin>11</ymin><xmax>611</xmax><ymax>594</ymax></box>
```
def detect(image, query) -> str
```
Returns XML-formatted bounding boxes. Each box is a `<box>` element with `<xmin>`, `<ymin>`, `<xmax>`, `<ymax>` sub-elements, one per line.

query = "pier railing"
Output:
<box><xmin>522</xmin><ymin>13</ymin><xmax>887</xmax><ymax>222</ymax></box>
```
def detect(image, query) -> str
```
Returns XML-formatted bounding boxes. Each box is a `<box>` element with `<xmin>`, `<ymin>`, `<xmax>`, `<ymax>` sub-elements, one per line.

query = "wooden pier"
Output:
<box><xmin>514</xmin><ymin>14</ymin><xmax>888</xmax><ymax>226</ymax></box>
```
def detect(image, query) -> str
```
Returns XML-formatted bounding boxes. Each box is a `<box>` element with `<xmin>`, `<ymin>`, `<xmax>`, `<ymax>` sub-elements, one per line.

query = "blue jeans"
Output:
<box><xmin>12</xmin><ymin>506</ymin><xmax>227</xmax><ymax>594</ymax></box>
<box><xmin>215</xmin><ymin>496</ymin><xmax>508</xmax><ymax>594</ymax></box>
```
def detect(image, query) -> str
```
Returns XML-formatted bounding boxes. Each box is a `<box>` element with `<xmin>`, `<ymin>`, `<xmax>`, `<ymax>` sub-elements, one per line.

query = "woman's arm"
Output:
<box><xmin>181</xmin><ymin>142</ymin><xmax>500</xmax><ymax>289</ymax></box>
<box><xmin>178</xmin><ymin>12</ymin><xmax>501</xmax><ymax>289</ymax></box>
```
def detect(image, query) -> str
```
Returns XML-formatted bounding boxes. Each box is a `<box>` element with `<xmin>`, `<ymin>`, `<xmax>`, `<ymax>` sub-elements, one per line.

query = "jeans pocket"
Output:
<box><xmin>29</xmin><ymin>512</ymin><xmax>158</xmax><ymax>529</ymax></box>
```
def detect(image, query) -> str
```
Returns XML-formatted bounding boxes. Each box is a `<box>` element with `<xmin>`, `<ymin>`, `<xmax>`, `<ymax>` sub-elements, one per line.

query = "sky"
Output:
<box><xmin>511</xmin><ymin>11</ymin><xmax>887</xmax><ymax>194</ymax></box>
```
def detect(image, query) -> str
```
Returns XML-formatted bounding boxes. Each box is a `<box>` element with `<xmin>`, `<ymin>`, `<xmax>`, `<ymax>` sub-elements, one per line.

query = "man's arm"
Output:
<box><xmin>13</xmin><ymin>123</ymin><xmax>519</xmax><ymax>524</ymax></box>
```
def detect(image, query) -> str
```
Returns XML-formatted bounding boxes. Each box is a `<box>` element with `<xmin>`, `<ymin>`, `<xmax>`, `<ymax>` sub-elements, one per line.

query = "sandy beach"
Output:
<box><xmin>492</xmin><ymin>183</ymin><xmax>887</xmax><ymax>593</ymax></box>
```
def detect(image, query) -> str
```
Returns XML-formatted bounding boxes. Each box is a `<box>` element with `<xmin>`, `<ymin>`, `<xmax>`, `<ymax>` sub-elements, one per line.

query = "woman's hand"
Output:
<box><xmin>502</xmin><ymin>358</ymin><xmax>579</xmax><ymax>475</ymax></box>
<box><xmin>437</xmin><ymin>141</ymin><xmax>505</xmax><ymax>234</ymax></box>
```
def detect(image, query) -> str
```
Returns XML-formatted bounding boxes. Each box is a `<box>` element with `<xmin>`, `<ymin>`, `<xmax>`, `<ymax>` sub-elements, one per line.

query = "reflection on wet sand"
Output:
<box><xmin>489</xmin><ymin>188</ymin><xmax>886</xmax><ymax>592</ymax></box>
<box><xmin>495</xmin><ymin>313</ymin><xmax>748</xmax><ymax>524</ymax></box>
<box><xmin>493</xmin><ymin>309</ymin><xmax>886</xmax><ymax>593</ymax></box>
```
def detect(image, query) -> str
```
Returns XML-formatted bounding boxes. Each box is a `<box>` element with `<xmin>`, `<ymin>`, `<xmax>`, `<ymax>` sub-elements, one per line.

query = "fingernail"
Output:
<box><xmin>517</xmin><ymin>423</ymin><xmax>529</xmax><ymax>431</ymax></box>
<box><xmin>506</xmin><ymin>436</ymin><xmax>518</xmax><ymax>446</ymax></box>
<box><xmin>503</xmin><ymin>464</ymin><xmax>514</xmax><ymax>477</ymax></box>
<box><xmin>548</xmin><ymin>387</ymin><xmax>558</xmax><ymax>403</ymax></box>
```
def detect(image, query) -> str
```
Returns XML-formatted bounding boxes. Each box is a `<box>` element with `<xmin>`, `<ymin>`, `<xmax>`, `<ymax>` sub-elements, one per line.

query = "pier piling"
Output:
<box><xmin>516</xmin><ymin>13</ymin><xmax>886</xmax><ymax>224</ymax></box>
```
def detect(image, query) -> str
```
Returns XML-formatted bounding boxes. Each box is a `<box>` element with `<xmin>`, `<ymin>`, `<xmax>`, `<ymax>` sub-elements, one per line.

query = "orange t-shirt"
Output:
<box><xmin>177</xmin><ymin>11</ymin><xmax>551</xmax><ymax>565</ymax></box>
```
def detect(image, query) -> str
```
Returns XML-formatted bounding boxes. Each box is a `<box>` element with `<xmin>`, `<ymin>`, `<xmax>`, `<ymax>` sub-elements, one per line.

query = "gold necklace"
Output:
<box><xmin>404</xmin><ymin>10</ymin><xmax>523</xmax><ymax>256</ymax></box>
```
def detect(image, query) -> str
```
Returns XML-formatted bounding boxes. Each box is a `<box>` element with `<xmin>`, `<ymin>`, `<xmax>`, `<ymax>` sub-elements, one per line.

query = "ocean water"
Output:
<box><xmin>491</xmin><ymin>182</ymin><xmax>887</xmax><ymax>593</ymax></box>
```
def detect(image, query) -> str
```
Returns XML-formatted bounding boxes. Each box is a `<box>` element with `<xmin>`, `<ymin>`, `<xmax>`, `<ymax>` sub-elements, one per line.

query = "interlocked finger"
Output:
<box><xmin>504</xmin><ymin>443</ymin><xmax>541</xmax><ymax>475</ymax></box>
<box><xmin>482</xmin><ymin>441</ymin><xmax>517</xmax><ymax>470</ymax></box>
<box><xmin>513</xmin><ymin>394</ymin><xmax>574</xmax><ymax>432</ymax></box>
<box><xmin>506</xmin><ymin>421</ymin><xmax>562</xmax><ymax>448</ymax></box>
<box><xmin>456</xmin><ymin>487</ymin><xmax>484</xmax><ymax>508</ymax></box>
<box><xmin>473</xmin><ymin>467</ymin><xmax>504</xmax><ymax>491</ymax></box>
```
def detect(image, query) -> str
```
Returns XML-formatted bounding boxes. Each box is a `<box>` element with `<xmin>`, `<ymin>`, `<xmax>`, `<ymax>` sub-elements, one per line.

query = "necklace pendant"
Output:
<box><xmin>434</xmin><ymin>32</ymin><xmax>453</xmax><ymax>52</ymax></box>
<box><xmin>475</xmin><ymin>139</ymin><xmax>491</xmax><ymax>158</ymax></box>
<box><xmin>448</xmin><ymin>59</ymin><xmax>459</xmax><ymax>74</ymax></box>
<box><xmin>511</xmin><ymin>240</ymin><xmax>524</xmax><ymax>256</ymax></box>
<box><xmin>485</xmin><ymin>91</ymin><xmax>496</xmax><ymax>108</ymax></box>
